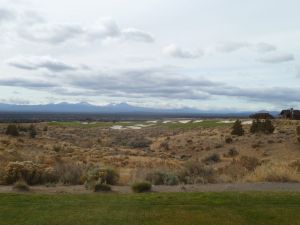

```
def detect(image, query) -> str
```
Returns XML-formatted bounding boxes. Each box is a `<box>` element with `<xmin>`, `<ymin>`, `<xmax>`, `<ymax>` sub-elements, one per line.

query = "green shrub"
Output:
<box><xmin>4</xmin><ymin>161</ymin><xmax>44</xmax><ymax>185</ymax></box>
<box><xmin>231</xmin><ymin>120</ymin><xmax>244</xmax><ymax>136</ymax></box>
<box><xmin>146</xmin><ymin>171</ymin><xmax>179</xmax><ymax>185</ymax></box>
<box><xmin>5</xmin><ymin>125</ymin><xmax>19</xmax><ymax>137</ymax></box>
<box><xmin>131</xmin><ymin>182</ymin><xmax>152</xmax><ymax>193</ymax></box>
<box><xmin>250</xmin><ymin>119</ymin><xmax>275</xmax><ymax>134</ymax></box>
<box><xmin>13</xmin><ymin>180</ymin><xmax>30</xmax><ymax>192</ymax></box>
<box><xmin>94</xmin><ymin>183</ymin><xmax>112</xmax><ymax>192</ymax></box>
<box><xmin>178</xmin><ymin>161</ymin><xmax>217</xmax><ymax>184</ymax></box>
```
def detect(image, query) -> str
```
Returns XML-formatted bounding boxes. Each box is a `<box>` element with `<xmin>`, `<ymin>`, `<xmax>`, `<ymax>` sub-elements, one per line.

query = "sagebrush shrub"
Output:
<box><xmin>131</xmin><ymin>182</ymin><xmax>152</xmax><ymax>193</ymax></box>
<box><xmin>84</xmin><ymin>167</ymin><xmax>119</xmax><ymax>190</ymax></box>
<box><xmin>54</xmin><ymin>161</ymin><xmax>85</xmax><ymax>185</ymax></box>
<box><xmin>13</xmin><ymin>180</ymin><xmax>30</xmax><ymax>191</ymax></box>
<box><xmin>178</xmin><ymin>161</ymin><xmax>217</xmax><ymax>184</ymax></box>
<box><xmin>5</xmin><ymin>125</ymin><xmax>19</xmax><ymax>137</ymax></box>
<box><xmin>4</xmin><ymin>161</ymin><xmax>44</xmax><ymax>185</ymax></box>
<box><xmin>203</xmin><ymin>153</ymin><xmax>221</xmax><ymax>164</ymax></box>
<box><xmin>250</xmin><ymin>119</ymin><xmax>275</xmax><ymax>134</ymax></box>
<box><xmin>94</xmin><ymin>183</ymin><xmax>112</xmax><ymax>192</ymax></box>
<box><xmin>146</xmin><ymin>171</ymin><xmax>179</xmax><ymax>185</ymax></box>
<box><xmin>297</xmin><ymin>126</ymin><xmax>300</xmax><ymax>143</ymax></box>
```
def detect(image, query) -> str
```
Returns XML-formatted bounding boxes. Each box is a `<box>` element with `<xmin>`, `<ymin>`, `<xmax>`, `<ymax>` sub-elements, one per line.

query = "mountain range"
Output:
<box><xmin>0</xmin><ymin>102</ymin><xmax>279</xmax><ymax>116</ymax></box>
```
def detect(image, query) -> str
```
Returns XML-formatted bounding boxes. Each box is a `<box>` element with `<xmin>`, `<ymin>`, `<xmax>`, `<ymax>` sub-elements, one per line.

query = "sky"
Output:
<box><xmin>0</xmin><ymin>0</ymin><xmax>299</xmax><ymax>111</ymax></box>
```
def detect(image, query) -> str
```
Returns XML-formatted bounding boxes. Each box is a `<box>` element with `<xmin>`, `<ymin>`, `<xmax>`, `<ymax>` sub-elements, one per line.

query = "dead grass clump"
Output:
<box><xmin>219</xmin><ymin>156</ymin><xmax>260</xmax><ymax>182</ymax></box>
<box><xmin>247</xmin><ymin>162</ymin><xmax>300</xmax><ymax>182</ymax></box>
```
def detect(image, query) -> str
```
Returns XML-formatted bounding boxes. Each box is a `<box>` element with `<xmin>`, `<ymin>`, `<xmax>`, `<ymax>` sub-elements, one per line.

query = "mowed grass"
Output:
<box><xmin>47</xmin><ymin>121</ymin><xmax>133</xmax><ymax>128</ymax></box>
<box><xmin>1</xmin><ymin>192</ymin><xmax>300</xmax><ymax>225</ymax></box>
<box><xmin>161</xmin><ymin>120</ymin><xmax>232</xmax><ymax>129</ymax></box>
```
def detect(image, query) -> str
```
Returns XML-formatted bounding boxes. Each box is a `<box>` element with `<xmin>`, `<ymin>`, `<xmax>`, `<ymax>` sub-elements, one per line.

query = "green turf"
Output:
<box><xmin>47</xmin><ymin>121</ymin><xmax>133</xmax><ymax>128</ymax></box>
<box><xmin>1</xmin><ymin>192</ymin><xmax>300</xmax><ymax>225</ymax></box>
<box><xmin>161</xmin><ymin>120</ymin><xmax>233</xmax><ymax>129</ymax></box>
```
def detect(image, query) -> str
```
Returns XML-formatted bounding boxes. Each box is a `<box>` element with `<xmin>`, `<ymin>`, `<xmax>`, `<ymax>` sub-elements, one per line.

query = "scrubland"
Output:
<box><xmin>0</xmin><ymin>119</ymin><xmax>300</xmax><ymax>192</ymax></box>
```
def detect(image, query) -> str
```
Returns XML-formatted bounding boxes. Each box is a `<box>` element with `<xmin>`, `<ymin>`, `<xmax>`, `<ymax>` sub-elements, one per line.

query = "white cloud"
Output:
<box><xmin>162</xmin><ymin>44</ymin><xmax>203</xmax><ymax>59</ymax></box>
<box><xmin>217</xmin><ymin>42</ymin><xmax>277</xmax><ymax>53</ymax></box>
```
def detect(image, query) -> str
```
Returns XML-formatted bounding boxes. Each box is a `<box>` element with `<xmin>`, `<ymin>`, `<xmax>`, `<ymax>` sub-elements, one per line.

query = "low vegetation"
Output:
<box><xmin>250</xmin><ymin>119</ymin><xmax>275</xmax><ymax>134</ymax></box>
<box><xmin>297</xmin><ymin>126</ymin><xmax>300</xmax><ymax>143</ymax></box>
<box><xmin>146</xmin><ymin>171</ymin><xmax>179</xmax><ymax>185</ymax></box>
<box><xmin>231</xmin><ymin>120</ymin><xmax>244</xmax><ymax>136</ymax></box>
<box><xmin>12</xmin><ymin>180</ymin><xmax>30</xmax><ymax>192</ymax></box>
<box><xmin>178</xmin><ymin>161</ymin><xmax>217</xmax><ymax>184</ymax></box>
<box><xmin>131</xmin><ymin>182</ymin><xmax>152</xmax><ymax>193</ymax></box>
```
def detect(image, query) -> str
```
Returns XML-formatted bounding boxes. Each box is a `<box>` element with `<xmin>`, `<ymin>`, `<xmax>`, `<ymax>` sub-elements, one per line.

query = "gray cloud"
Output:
<box><xmin>254</xmin><ymin>43</ymin><xmax>277</xmax><ymax>53</ymax></box>
<box><xmin>258</xmin><ymin>53</ymin><xmax>295</xmax><ymax>63</ymax></box>
<box><xmin>0</xmin><ymin>8</ymin><xmax>16</xmax><ymax>23</ymax></box>
<box><xmin>207</xmin><ymin>86</ymin><xmax>300</xmax><ymax>103</ymax></box>
<box><xmin>217</xmin><ymin>42</ymin><xmax>250</xmax><ymax>53</ymax></box>
<box><xmin>122</xmin><ymin>28</ymin><xmax>154</xmax><ymax>43</ymax></box>
<box><xmin>19</xmin><ymin>23</ymin><xmax>84</xmax><ymax>44</ymax></box>
<box><xmin>162</xmin><ymin>44</ymin><xmax>203</xmax><ymax>59</ymax></box>
<box><xmin>0</xmin><ymin>78</ymin><xmax>56</xmax><ymax>88</ymax></box>
<box><xmin>1</xmin><ymin>64</ymin><xmax>300</xmax><ymax>104</ymax></box>
<box><xmin>6</xmin><ymin>56</ymin><xmax>77</xmax><ymax>72</ymax></box>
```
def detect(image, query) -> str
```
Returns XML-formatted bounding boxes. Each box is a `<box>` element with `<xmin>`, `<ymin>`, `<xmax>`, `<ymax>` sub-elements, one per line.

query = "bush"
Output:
<box><xmin>94</xmin><ymin>183</ymin><xmax>112</xmax><ymax>192</ymax></box>
<box><xmin>297</xmin><ymin>126</ymin><xmax>300</xmax><ymax>143</ymax></box>
<box><xmin>131</xmin><ymin>182</ymin><xmax>152</xmax><ymax>193</ymax></box>
<box><xmin>203</xmin><ymin>153</ymin><xmax>221</xmax><ymax>164</ymax></box>
<box><xmin>84</xmin><ymin>167</ymin><xmax>119</xmax><ymax>190</ymax></box>
<box><xmin>240</xmin><ymin>156</ymin><xmax>260</xmax><ymax>171</ymax></box>
<box><xmin>146</xmin><ymin>171</ymin><xmax>179</xmax><ymax>185</ymax></box>
<box><xmin>225</xmin><ymin>148</ymin><xmax>239</xmax><ymax>158</ymax></box>
<box><xmin>13</xmin><ymin>180</ymin><xmax>30</xmax><ymax>192</ymax></box>
<box><xmin>225</xmin><ymin>137</ymin><xmax>233</xmax><ymax>144</ymax></box>
<box><xmin>4</xmin><ymin>161</ymin><xmax>44</xmax><ymax>185</ymax></box>
<box><xmin>178</xmin><ymin>161</ymin><xmax>217</xmax><ymax>184</ymax></box>
<box><xmin>250</xmin><ymin>119</ymin><xmax>275</xmax><ymax>134</ymax></box>
<box><xmin>231</xmin><ymin>120</ymin><xmax>244</xmax><ymax>136</ymax></box>
<box><xmin>54</xmin><ymin>161</ymin><xmax>85</xmax><ymax>185</ymax></box>
<box><xmin>29</xmin><ymin>125</ymin><xmax>37</xmax><ymax>138</ymax></box>
<box><xmin>5</xmin><ymin>125</ymin><xmax>19</xmax><ymax>137</ymax></box>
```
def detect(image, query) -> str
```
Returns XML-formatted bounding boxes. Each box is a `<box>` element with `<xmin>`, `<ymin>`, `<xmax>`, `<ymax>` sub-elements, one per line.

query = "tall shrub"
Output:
<box><xmin>231</xmin><ymin>120</ymin><xmax>244</xmax><ymax>136</ymax></box>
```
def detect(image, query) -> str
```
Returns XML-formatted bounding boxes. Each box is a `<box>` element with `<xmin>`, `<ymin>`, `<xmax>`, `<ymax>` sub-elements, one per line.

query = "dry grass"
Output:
<box><xmin>246</xmin><ymin>162</ymin><xmax>300</xmax><ymax>182</ymax></box>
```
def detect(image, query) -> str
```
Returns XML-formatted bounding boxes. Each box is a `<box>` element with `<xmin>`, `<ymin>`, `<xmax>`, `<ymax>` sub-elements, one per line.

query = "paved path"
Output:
<box><xmin>1</xmin><ymin>183</ymin><xmax>300</xmax><ymax>194</ymax></box>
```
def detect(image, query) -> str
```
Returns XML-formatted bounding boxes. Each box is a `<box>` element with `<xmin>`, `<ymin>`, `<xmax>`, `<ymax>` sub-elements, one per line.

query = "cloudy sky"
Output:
<box><xmin>0</xmin><ymin>0</ymin><xmax>299</xmax><ymax>111</ymax></box>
